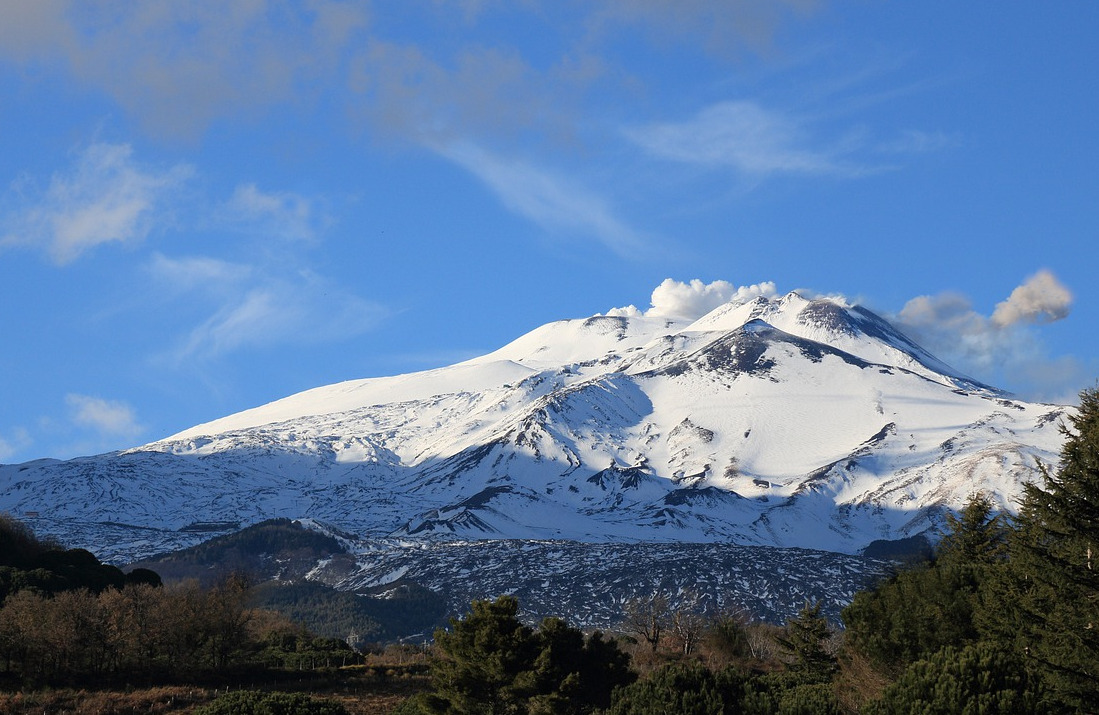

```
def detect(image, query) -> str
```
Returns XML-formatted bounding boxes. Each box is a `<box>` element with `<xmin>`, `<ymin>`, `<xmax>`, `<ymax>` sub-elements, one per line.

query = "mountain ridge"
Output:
<box><xmin>0</xmin><ymin>290</ymin><xmax>1068</xmax><ymax>562</ymax></box>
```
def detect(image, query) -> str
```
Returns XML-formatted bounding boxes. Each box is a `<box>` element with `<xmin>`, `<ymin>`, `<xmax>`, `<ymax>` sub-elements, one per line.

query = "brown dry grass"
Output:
<box><xmin>833</xmin><ymin>647</ymin><xmax>893</xmax><ymax>713</ymax></box>
<box><xmin>0</xmin><ymin>665</ymin><xmax>431</xmax><ymax>714</ymax></box>
<box><xmin>0</xmin><ymin>686</ymin><xmax>213</xmax><ymax>714</ymax></box>
<box><xmin>297</xmin><ymin>666</ymin><xmax>431</xmax><ymax>715</ymax></box>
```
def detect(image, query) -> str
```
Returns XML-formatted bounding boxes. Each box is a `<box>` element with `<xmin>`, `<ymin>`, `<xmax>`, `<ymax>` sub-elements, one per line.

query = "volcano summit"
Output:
<box><xmin>0</xmin><ymin>290</ymin><xmax>1067</xmax><ymax>564</ymax></box>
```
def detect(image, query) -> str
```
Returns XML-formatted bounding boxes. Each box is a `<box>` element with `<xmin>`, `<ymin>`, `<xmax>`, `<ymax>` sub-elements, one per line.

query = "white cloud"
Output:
<box><xmin>1</xmin><ymin>143</ymin><xmax>192</xmax><ymax>264</ymax></box>
<box><xmin>440</xmin><ymin>142</ymin><xmax>649</xmax><ymax>255</ymax></box>
<box><xmin>133</xmin><ymin>175</ymin><xmax>387</xmax><ymax>363</ymax></box>
<box><xmin>991</xmin><ymin>269</ymin><xmax>1072</xmax><ymax>328</ymax></box>
<box><xmin>147</xmin><ymin>252</ymin><xmax>254</xmax><ymax>294</ymax></box>
<box><xmin>65</xmin><ymin>394</ymin><xmax>143</xmax><ymax>439</ymax></box>
<box><xmin>892</xmin><ymin>270</ymin><xmax>1084</xmax><ymax>401</ymax></box>
<box><xmin>0</xmin><ymin>427</ymin><xmax>32</xmax><ymax>462</ymax></box>
<box><xmin>0</xmin><ymin>0</ymin><xmax>371</xmax><ymax>139</ymax></box>
<box><xmin>167</xmin><ymin>270</ymin><xmax>389</xmax><ymax>362</ymax></box>
<box><xmin>0</xmin><ymin>1</ymin><xmax>817</xmax><ymax>143</ymax></box>
<box><xmin>604</xmin><ymin>273</ymin><xmax>1086</xmax><ymax>402</ymax></box>
<box><xmin>121</xmin><ymin>171</ymin><xmax>388</xmax><ymax>364</ymax></box>
<box><xmin>589</xmin><ymin>0</ymin><xmax>815</xmax><ymax>56</ymax></box>
<box><xmin>224</xmin><ymin>183</ymin><xmax>327</xmax><ymax>243</ymax></box>
<box><xmin>877</xmin><ymin>129</ymin><xmax>958</xmax><ymax>155</ymax></box>
<box><xmin>607</xmin><ymin>278</ymin><xmax>778</xmax><ymax>321</ymax></box>
<box><xmin>625</xmin><ymin>101</ymin><xmax>866</xmax><ymax>178</ymax></box>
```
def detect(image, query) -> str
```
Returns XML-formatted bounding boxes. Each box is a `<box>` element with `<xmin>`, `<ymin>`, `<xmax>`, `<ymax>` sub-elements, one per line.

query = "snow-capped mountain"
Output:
<box><xmin>0</xmin><ymin>291</ymin><xmax>1069</xmax><ymax>562</ymax></box>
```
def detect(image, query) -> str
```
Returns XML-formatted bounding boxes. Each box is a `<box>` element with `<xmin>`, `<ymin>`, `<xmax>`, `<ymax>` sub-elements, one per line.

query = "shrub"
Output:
<box><xmin>194</xmin><ymin>690</ymin><xmax>349</xmax><ymax>715</ymax></box>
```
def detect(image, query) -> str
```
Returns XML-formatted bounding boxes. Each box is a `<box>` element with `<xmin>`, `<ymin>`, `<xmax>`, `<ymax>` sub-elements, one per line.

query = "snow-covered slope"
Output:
<box><xmin>0</xmin><ymin>291</ymin><xmax>1069</xmax><ymax>561</ymax></box>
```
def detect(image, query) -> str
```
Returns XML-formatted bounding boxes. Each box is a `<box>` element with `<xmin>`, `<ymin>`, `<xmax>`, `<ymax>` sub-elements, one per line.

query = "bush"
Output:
<box><xmin>194</xmin><ymin>690</ymin><xmax>349</xmax><ymax>715</ymax></box>
<box><xmin>741</xmin><ymin>672</ymin><xmax>839</xmax><ymax>715</ymax></box>
<box><xmin>866</xmin><ymin>642</ymin><xmax>1040</xmax><ymax>715</ymax></box>
<box><xmin>606</xmin><ymin>662</ymin><xmax>730</xmax><ymax>715</ymax></box>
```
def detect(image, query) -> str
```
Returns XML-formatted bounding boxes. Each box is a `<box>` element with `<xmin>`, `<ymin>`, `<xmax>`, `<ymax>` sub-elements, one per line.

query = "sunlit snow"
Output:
<box><xmin>0</xmin><ymin>291</ymin><xmax>1068</xmax><ymax>562</ymax></box>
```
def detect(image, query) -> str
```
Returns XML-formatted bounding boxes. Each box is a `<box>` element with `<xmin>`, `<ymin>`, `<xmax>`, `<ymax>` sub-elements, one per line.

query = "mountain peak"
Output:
<box><xmin>0</xmin><ymin>284</ymin><xmax>1069</xmax><ymax>563</ymax></box>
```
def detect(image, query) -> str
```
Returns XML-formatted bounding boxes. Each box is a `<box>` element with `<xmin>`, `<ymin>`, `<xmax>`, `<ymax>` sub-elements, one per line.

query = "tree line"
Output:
<box><xmin>0</xmin><ymin>516</ymin><xmax>360</xmax><ymax>686</ymax></box>
<box><xmin>0</xmin><ymin>575</ymin><xmax>361</xmax><ymax>685</ymax></box>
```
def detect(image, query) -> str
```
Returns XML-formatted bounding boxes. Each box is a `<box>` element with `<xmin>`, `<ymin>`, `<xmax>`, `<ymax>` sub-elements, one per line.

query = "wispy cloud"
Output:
<box><xmin>1</xmin><ymin>1</ymin><xmax>559</xmax><ymax>144</ymax></box>
<box><xmin>876</xmin><ymin>129</ymin><xmax>959</xmax><ymax>155</ymax></box>
<box><xmin>222</xmin><ymin>184</ymin><xmax>329</xmax><ymax>243</ymax></box>
<box><xmin>0</xmin><ymin>135</ymin><xmax>395</xmax><ymax>366</ymax></box>
<box><xmin>0</xmin><ymin>1</ymin><xmax>370</xmax><ymax>140</ymax></box>
<box><xmin>149</xmin><ymin>254</ymin><xmax>388</xmax><ymax>363</ymax></box>
<box><xmin>1</xmin><ymin>143</ymin><xmax>191</xmax><ymax>264</ymax></box>
<box><xmin>0</xmin><ymin>139</ymin><xmax>388</xmax><ymax>365</ymax></box>
<box><xmin>0</xmin><ymin>427</ymin><xmax>32</xmax><ymax>462</ymax></box>
<box><xmin>65</xmin><ymin>394</ymin><xmax>143</xmax><ymax>441</ymax></box>
<box><xmin>177</xmin><ymin>278</ymin><xmax>388</xmax><ymax>361</ymax></box>
<box><xmin>0</xmin><ymin>2</ymin><xmax>817</xmax><ymax>150</ymax></box>
<box><xmin>625</xmin><ymin>101</ymin><xmax>872</xmax><ymax>178</ymax></box>
<box><xmin>147</xmin><ymin>252</ymin><xmax>253</xmax><ymax>294</ymax></box>
<box><xmin>0</xmin><ymin>2</ymin><xmax>873</xmax><ymax>251</ymax></box>
<box><xmin>588</xmin><ymin>0</ymin><xmax>816</xmax><ymax>57</ymax></box>
<box><xmin>440</xmin><ymin>142</ymin><xmax>650</xmax><ymax>255</ymax></box>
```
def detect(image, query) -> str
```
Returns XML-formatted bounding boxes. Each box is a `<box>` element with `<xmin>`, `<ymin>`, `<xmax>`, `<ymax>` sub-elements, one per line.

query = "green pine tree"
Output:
<box><xmin>844</xmin><ymin>494</ymin><xmax>1009</xmax><ymax>677</ymax></box>
<box><xmin>426</xmin><ymin>596</ymin><xmax>538</xmax><ymax>714</ymax></box>
<box><xmin>866</xmin><ymin>642</ymin><xmax>1040</xmax><ymax>715</ymax></box>
<box><xmin>995</xmin><ymin>387</ymin><xmax>1099</xmax><ymax>712</ymax></box>
<box><xmin>402</xmin><ymin>596</ymin><xmax>632</xmax><ymax>715</ymax></box>
<box><xmin>936</xmin><ymin>492</ymin><xmax>1009</xmax><ymax>569</ymax></box>
<box><xmin>605</xmin><ymin>661</ymin><xmax>732</xmax><ymax>715</ymax></box>
<box><xmin>777</xmin><ymin>601</ymin><xmax>835</xmax><ymax>682</ymax></box>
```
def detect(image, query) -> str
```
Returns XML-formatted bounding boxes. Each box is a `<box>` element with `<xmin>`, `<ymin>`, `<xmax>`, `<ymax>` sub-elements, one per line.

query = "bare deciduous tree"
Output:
<box><xmin>622</xmin><ymin>591</ymin><xmax>670</xmax><ymax>653</ymax></box>
<box><xmin>670</xmin><ymin>590</ymin><xmax>706</xmax><ymax>655</ymax></box>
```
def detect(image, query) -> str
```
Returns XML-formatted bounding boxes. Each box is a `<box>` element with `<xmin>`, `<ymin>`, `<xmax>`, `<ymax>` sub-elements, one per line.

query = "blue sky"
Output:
<box><xmin>0</xmin><ymin>1</ymin><xmax>1096</xmax><ymax>462</ymax></box>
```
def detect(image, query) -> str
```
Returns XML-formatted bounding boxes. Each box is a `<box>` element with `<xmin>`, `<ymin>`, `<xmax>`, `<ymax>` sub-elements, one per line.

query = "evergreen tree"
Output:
<box><xmin>777</xmin><ymin>601</ymin><xmax>835</xmax><ymax>681</ymax></box>
<box><xmin>741</xmin><ymin>672</ymin><xmax>841</xmax><ymax>715</ymax></box>
<box><xmin>407</xmin><ymin>596</ymin><xmax>632</xmax><ymax>715</ymax></box>
<box><xmin>995</xmin><ymin>387</ymin><xmax>1099</xmax><ymax>712</ymax></box>
<box><xmin>843</xmin><ymin>495</ymin><xmax>1007</xmax><ymax>676</ymax></box>
<box><xmin>0</xmin><ymin>513</ymin><xmax>52</xmax><ymax>569</ymax></box>
<box><xmin>936</xmin><ymin>492</ymin><xmax>1009</xmax><ymax>569</ymax></box>
<box><xmin>605</xmin><ymin>661</ymin><xmax>738</xmax><ymax>715</ymax></box>
<box><xmin>866</xmin><ymin>642</ymin><xmax>1040</xmax><ymax>715</ymax></box>
<box><xmin>973</xmin><ymin>498</ymin><xmax>1045</xmax><ymax>663</ymax></box>
<box><xmin>427</xmin><ymin>596</ymin><xmax>538</xmax><ymax>714</ymax></box>
<box><xmin>521</xmin><ymin>619</ymin><xmax>632</xmax><ymax>714</ymax></box>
